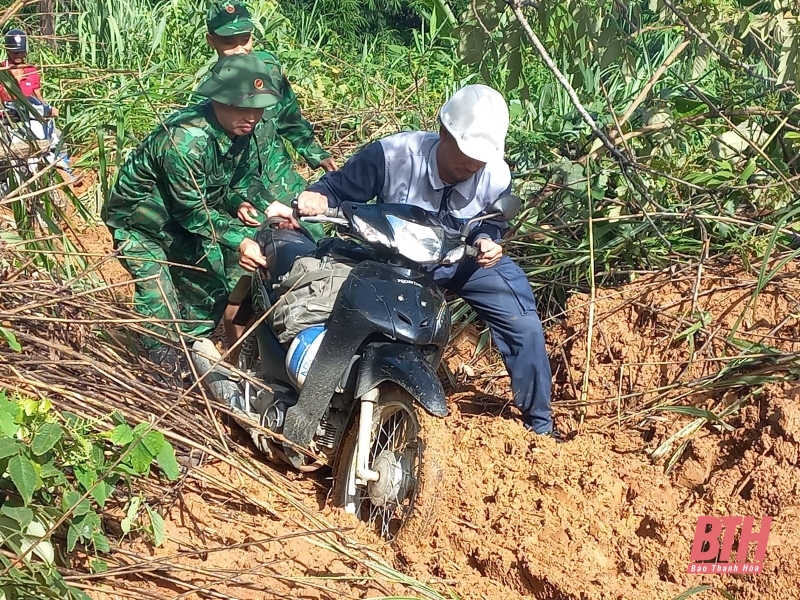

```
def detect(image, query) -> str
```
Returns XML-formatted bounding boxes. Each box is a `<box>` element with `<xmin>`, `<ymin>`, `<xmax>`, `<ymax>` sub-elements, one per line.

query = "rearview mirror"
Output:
<box><xmin>487</xmin><ymin>194</ymin><xmax>522</xmax><ymax>222</ymax></box>
<box><xmin>459</xmin><ymin>194</ymin><xmax>524</xmax><ymax>240</ymax></box>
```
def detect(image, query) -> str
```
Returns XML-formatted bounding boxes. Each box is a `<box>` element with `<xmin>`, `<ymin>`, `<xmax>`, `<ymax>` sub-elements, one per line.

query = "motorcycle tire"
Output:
<box><xmin>332</xmin><ymin>383</ymin><xmax>446</xmax><ymax>547</ymax></box>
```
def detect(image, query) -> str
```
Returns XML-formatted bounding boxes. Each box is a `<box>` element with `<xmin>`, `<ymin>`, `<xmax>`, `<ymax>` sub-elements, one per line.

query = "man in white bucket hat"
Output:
<box><xmin>273</xmin><ymin>84</ymin><xmax>559</xmax><ymax>440</ymax></box>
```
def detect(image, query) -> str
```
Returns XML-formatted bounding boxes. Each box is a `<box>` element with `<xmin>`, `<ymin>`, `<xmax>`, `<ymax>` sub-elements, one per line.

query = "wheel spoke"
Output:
<box><xmin>340</xmin><ymin>395</ymin><xmax>422</xmax><ymax>541</ymax></box>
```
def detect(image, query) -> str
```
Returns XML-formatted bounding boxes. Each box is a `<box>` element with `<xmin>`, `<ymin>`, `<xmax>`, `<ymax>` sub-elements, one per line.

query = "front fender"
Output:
<box><xmin>355</xmin><ymin>343</ymin><xmax>448</xmax><ymax>417</ymax></box>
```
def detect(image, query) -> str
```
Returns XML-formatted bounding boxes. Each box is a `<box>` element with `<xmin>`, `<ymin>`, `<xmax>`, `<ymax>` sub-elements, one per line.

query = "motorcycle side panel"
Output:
<box><xmin>355</xmin><ymin>343</ymin><xmax>448</xmax><ymax>417</ymax></box>
<box><xmin>282</xmin><ymin>260</ymin><xmax>450</xmax><ymax>453</ymax></box>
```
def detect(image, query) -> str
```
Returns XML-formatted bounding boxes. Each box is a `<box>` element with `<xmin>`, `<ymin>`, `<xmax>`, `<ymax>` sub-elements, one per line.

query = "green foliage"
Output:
<box><xmin>0</xmin><ymin>391</ymin><xmax>179</xmax><ymax>598</ymax></box>
<box><xmin>7</xmin><ymin>0</ymin><xmax>800</xmax><ymax>320</ymax></box>
<box><xmin>280</xmin><ymin>0</ymin><xmax>468</xmax><ymax>47</ymax></box>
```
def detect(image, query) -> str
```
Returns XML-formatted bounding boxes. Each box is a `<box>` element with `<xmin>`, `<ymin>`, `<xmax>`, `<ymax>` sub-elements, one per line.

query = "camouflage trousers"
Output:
<box><xmin>111</xmin><ymin>227</ymin><xmax>244</xmax><ymax>350</ymax></box>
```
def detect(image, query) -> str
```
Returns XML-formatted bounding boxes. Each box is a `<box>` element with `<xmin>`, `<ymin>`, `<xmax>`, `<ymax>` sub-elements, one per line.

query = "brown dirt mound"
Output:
<box><xmin>335</xmin><ymin>381</ymin><xmax>796</xmax><ymax>600</ymax></box>
<box><xmin>91</xmin><ymin>461</ymin><xmax>408</xmax><ymax>600</ymax></box>
<box><xmin>313</xmin><ymin>258</ymin><xmax>800</xmax><ymax>600</ymax></box>
<box><xmin>551</xmin><ymin>259</ymin><xmax>800</xmax><ymax>425</ymax></box>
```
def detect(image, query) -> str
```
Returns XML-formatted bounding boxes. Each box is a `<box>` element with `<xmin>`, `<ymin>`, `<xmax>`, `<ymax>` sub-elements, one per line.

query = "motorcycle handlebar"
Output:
<box><xmin>464</xmin><ymin>245</ymin><xmax>479</xmax><ymax>258</ymax></box>
<box><xmin>290</xmin><ymin>199</ymin><xmax>342</xmax><ymax>221</ymax></box>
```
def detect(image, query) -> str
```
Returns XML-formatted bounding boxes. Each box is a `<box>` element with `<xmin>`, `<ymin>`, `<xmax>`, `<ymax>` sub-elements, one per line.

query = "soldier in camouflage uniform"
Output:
<box><xmin>204</xmin><ymin>0</ymin><xmax>337</xmax><ymax>244</ymax></box>
<box><xmin>203</xmin><ymin>0</ymin><xmax>337</xmax><ymax>349</ymax></box>
<box><xmin>102</xmin><ymin>54</ymin><xmax>275</xmax><ymax>371</ymax></box>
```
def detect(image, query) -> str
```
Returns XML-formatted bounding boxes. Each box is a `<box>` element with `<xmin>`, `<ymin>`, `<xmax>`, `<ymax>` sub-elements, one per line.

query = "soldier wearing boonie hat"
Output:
<box><xmin>102</xmin><ymin>54</ymin><xmax>279</xmax><ymax>375</ymax></box>
<box><xmin>206</xmin><ymin>0</ymin><xmax>254</xmax><ymax>37</ymax></box>
<box><xmin>195</xmin><ymin>51</ymin><xmax>279</xmax><ymax>109</ymax></box>
<box><xmin>203</xmin><ymin>0</ymin><xmax>336</xmax><ymax>351</ymax></box>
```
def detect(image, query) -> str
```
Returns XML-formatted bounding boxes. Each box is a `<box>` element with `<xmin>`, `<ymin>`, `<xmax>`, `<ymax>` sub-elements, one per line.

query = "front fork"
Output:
<box><xmin>354</xmin><ymin>388</ymin><xmax>380</xmax><ymax>485</ymax></box>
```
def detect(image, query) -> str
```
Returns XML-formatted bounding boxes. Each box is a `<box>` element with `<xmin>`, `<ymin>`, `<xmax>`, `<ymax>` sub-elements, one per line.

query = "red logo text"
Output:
<box><xmin>686</xmin><ymin>516</ymin><xmax>772</xmax><ymax>574</ymax></box>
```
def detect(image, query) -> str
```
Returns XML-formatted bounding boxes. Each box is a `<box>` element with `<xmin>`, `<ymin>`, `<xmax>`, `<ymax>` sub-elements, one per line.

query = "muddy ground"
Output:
<box><xmin>4</xmin><ymin>190</ymin><xmax>799</xmax><ymax>600</ymax></box>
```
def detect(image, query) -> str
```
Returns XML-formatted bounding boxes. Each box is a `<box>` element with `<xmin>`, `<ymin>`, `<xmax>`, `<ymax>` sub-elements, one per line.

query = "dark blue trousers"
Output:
<box><xmin>439</xmin><ymin>256</ymin><xmax>553</xmax><ymax>434</ymax></box>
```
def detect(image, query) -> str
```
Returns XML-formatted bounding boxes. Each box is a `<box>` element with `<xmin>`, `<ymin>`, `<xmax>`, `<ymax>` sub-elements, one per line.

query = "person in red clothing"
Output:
<box><xmin>1</xmin><ymin>28</ymin><xmax>58</xmax><ymax>116</ymax></box>
<box><xmin>1</xmin><ymin>26</ymin><xmax>72</xmax><ymax>181</ymax></box>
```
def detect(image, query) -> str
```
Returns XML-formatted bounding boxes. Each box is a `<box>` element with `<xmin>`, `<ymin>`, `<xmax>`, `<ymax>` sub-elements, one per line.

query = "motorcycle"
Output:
<box><xmin>192</xmin><ymin>194</ymin><xmax>521</xmax><ymax>541</ymax></box>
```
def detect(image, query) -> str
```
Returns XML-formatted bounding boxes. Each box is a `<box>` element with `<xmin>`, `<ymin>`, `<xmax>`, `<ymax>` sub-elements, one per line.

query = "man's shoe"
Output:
<box><xmin>536</xmin><ymin>428</ymin><xmax>565</xmax><ymax>443</ymax></box>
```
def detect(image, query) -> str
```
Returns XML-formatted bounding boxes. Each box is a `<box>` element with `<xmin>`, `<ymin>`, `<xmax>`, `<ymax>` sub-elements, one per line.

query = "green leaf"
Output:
<box><xmin>8</xmin><ymin>455</ymin><xmax>37</xmax><ymax>505</ymax></box>
<box><xmin>90</xmin><ymin>480</ymin><xmax>113</xmax><ymax>509</ymax></box>
<box><xmin>73</xmin><ymin>510</ymin><xmax>100</xmax><ymax>540</ymax></box>
<box><xmin>0</xmin><ymin>438</ymin><xmax>20</xmax><ymax>458</ymax></box>
<box><xmin>0</xmin><ymin>505</ymin><xmax>33</xmax><ymax>527</ymax></box>
<box><xmin>129</xmin><ymin>442</ymin><xmax>155</xmax><ymax>474</ymax></box>
<box><xmin>73</xmin><ymin>498</ymin><xmax>92</xmax><ymax>518</ymax></box>
<box><xmin>601</xmin><ymin>38</ymin><xmax>622</xmax><ymax>70</ymax></box>
<box><xmin>90</xmin><ymin>558</ymin><xmax>109</xmax><ymax>573</ymax></box>
<box><xmin>91</xmin><ymin>530</ymin><xmax>110</xmax><ymax>553</ymax></box>
<box><xmin>31</xmin><ymin>423</ymin><xmax>63</xmax><ymax>456</ymax></box>
<box><xmin>0</xmin><ymin>407</ymin><xmax>18</xmax><ymax>438</ymax></box>
<box><xmin>146</xmin><ymin>506</ymin><xmax>165</xmax><ymax>547</ymax></box>
<box><xmin>778</xmin><ymin>32</ymin><xmax>799</xmax><ymax>84</ymax></box>
<box><xmin>38</xmin><ymin>461</ymin><xmax>64</xmax><ymax>481</ymax></box>
<box><xmin>506</xmin><ymin>47</ymin><xmax>522</xmax><ymax>92</ymax></box>
<box><xmin>0</xmin><ymin>414</ymin><xmax>17</xmax><ymax>438</ymax></box>
<box><xmin>91</xmin><ymin>443</ymin><xmax>105</xmax><ymax>468</ymax></box>
<box><xmin>74</xmin><ymin>467</ymin><xmax>97</xmax><ymax>493</ymax></box>
<box><xmin>142</xmin><ymin>430</ymin><xmax>165</xmax><ymax>456</ymax></box>
<box><xmin>121</xmin><ymin>496</ymin><xmax>141</xmax><ymax>535</ymax></box>
<box><xmin>109</xmin><ymin>423</ymin><xmax>133</xmax><ymax>446</ymax></box>
<box><xmin>657</xmin><ymin>406</ymin><xmax>735</xmax><ymax>432</ymax></box>
<box><xmin>61</xmin><ymin>490</ymin><xmax>80</xmax><ymax>511</ymax></box>
<box><xmin>456</xmin><ymin>24</ymin><xmax>488</xmax><ymax>65</ymax></box>
<box><xmin>156</xmin><ymin>442</ymin><xmax>180</xmax><ymax>481</ymax></box>
<box><xmin>671</xmin><ymin>586</ymin><xmax>714</xmax><ymax>600</ymax></box>
<box><xmin>66</xmin><ymin>524</ymin><xmax>78</xmax><ymax>553</ymax></box>
<box><xmin>110</xmin><ymin>411</ymin><xmax>127</xmax><ymax>427</ymax></box>
<box><xmin>740</xmin><ymin>158</ymin><xmax>757</xmax><ymax>183</ymax></box>
<box><xmin>0</xmin><ymin>327</ymin><xmax>21</xmax><ymax>352</ymax></box>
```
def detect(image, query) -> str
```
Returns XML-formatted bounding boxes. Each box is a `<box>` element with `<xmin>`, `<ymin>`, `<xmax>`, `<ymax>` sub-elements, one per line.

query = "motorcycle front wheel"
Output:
<box><xmin>332</xmin><ymin>383</ymin><xmax>445</xmax><ymax>545</ymax></box>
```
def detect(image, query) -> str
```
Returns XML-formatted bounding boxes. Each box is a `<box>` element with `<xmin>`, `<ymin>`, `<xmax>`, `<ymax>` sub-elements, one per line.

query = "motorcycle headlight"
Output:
<box><xmin>352</xmin><ymin>214</ymin><xmax>393</xmax><ymax>248</ymax></box>
<box><xmin>386</xmin><ymin>214</ymin><xmax>443</xmax><ymax>263</ymax></box>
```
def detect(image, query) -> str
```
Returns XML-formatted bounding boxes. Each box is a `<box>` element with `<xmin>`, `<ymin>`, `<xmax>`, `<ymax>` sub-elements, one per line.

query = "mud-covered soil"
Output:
<box><xmin>551</xmin><ymin>260</ymin><xmax>800</xmax><ymax>422</ymax></box>
<box><xmin>91</xmin><ymin>459</ymin><xmax>409</xmax><ymax>600</ymax></box>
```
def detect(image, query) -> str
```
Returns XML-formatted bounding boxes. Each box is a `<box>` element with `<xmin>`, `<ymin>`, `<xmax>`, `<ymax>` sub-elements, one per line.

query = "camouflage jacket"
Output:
<box><xmin>255</xmin><ymin>50</ymin><xmax>330</xmax><ymax>171</ymax></box>
<box><xmin>103</xmin><ymin>101</ymin><xmax>274</xmax><ymax>265</ymax></box>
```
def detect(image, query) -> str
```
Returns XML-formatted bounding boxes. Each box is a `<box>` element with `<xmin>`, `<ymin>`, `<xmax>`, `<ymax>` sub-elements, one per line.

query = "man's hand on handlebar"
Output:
<box><xmin>238</xmin><ymin>238</ymin><xmax>267</xmax><ymax>272</ymax></box>
<box><xmin>296</xmin><ymin>191</ymin><xmax>329</xmax><ymax>216</ymax></box>
<box><xmin>475</xmin><ymin>238</ymin><xmax>503</xmax><ymax>269</ymax></box>
<box><xmin>266</xmin><ymin>202</ymin><xmax>300</xmax><ymax>230</ymax></box>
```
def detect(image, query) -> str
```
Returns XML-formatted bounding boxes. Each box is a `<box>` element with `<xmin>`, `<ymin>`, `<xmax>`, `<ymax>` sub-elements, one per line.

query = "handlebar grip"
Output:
<box><xmin>465</xmin><ymin>245</ymin><xmax>479</xmax><ymax>258</ymax></box>
<box><xmin>290</xmin><ymin>199</ymin><xmax>301</xmax><ymax>220</ymax></box>
<box><xmin>323</xmin><ymin>207</ymin><xmax>341</xmax><ymax>219</ymax></box>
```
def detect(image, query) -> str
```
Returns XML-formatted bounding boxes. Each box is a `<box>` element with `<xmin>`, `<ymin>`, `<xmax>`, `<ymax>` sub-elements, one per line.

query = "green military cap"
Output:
<box><xmin>206</xmin><ymin>0</ymin><xmax>254</xmax><ymax>36</ymax></box>
<box><xmin>195</xmin><ymin>54</ymin><xmax>280</xmax><ymax>109</ymax></box>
